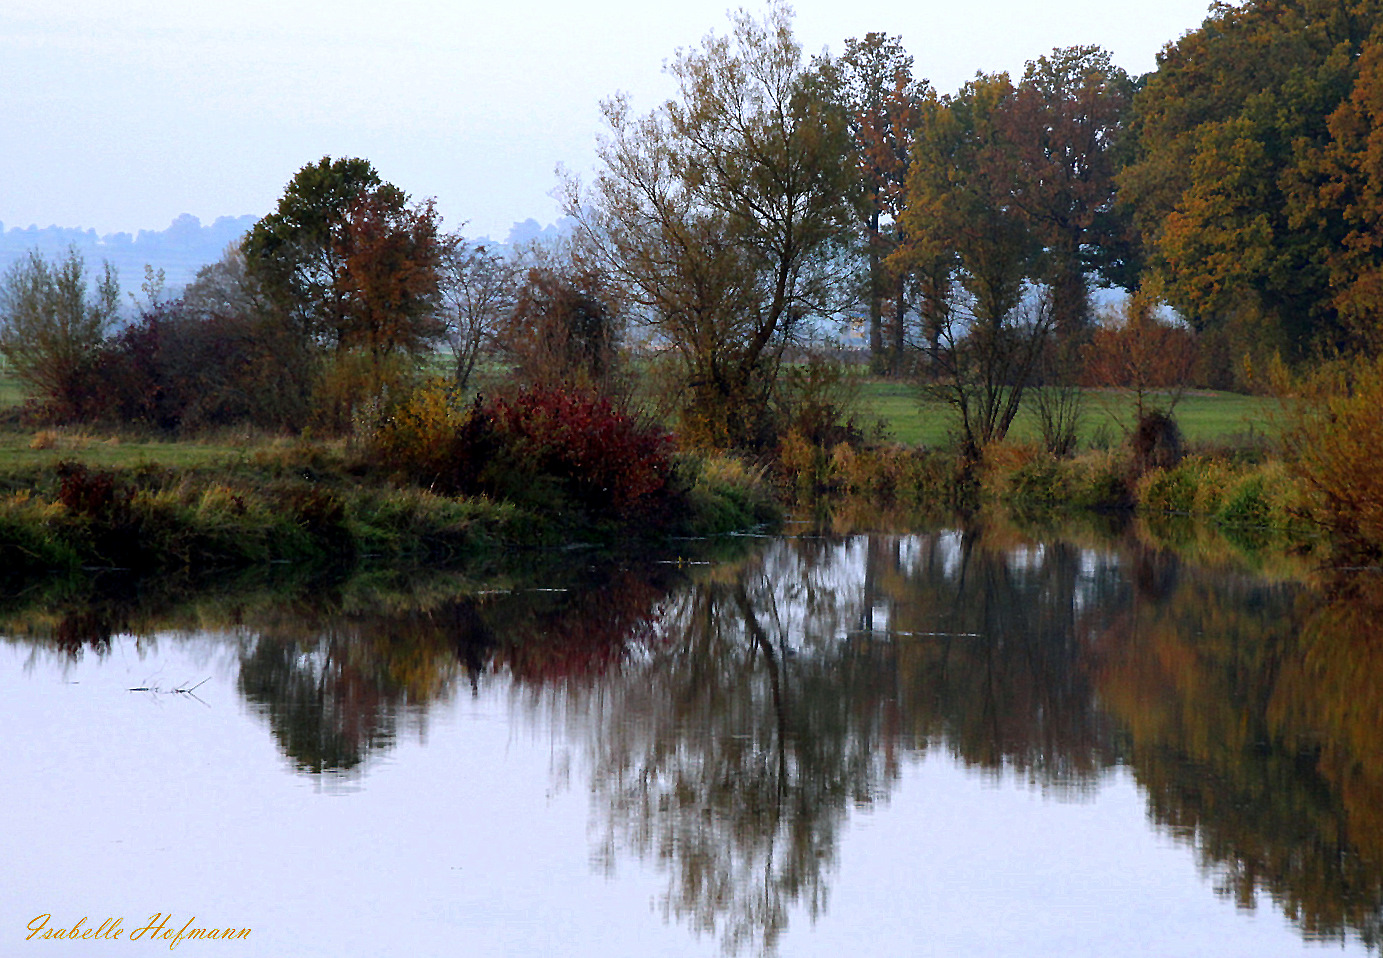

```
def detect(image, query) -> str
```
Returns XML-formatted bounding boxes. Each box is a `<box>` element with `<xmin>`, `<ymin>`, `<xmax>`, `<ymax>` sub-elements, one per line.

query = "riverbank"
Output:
<box><xmin>0</xmin><ymin>395</ymin><xmax>1329</xmax><ymax>595</ymax></box>
<box><xmin>783</xmin><ymin>439</ymin><xmax>1321</xmax><ymax>556</ymax></box>
<box><xmin>0</xmin><ymin>440</ymin><xmax>779</xmax><ymax>590</ymax></box>
<box><xmin>0</xmin><ymin>431</ymin><xmax>1324</xmax><ymax>595</ymax></box>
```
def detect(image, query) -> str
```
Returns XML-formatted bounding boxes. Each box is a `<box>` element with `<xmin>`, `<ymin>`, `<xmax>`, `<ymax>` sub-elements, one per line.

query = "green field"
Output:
<box><xmin>855</xmin><ymin>379</ymin><xmax>1278</xmax><ymax>449</ymax></box>
<box><xmin>0</xmin><ymin>368</ymin><xmax>22</xmax><ymax>410</ymax></box>
<box><xmin>0</xmin><ymin>432</ymin><xmax>267</xmax><ymax>471</ymax></box>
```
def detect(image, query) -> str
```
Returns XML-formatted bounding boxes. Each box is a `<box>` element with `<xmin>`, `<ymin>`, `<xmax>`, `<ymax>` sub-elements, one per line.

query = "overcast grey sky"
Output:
<box><xmin>1</xmin><ymin>0</ymin><xmax>1214</xmax><ymax>240</ymax></box>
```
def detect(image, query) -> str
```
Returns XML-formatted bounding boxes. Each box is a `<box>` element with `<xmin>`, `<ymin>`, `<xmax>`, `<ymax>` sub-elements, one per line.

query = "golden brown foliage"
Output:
<box><xmin>1081</xmin><ymin>292</ymin><xmax>1196</xmax><ymax>423</ymax></box>
<box><xmin>1282</xmin><ymin>353</ymin><xmax>1383</xmax><ymax>561</ymax></box>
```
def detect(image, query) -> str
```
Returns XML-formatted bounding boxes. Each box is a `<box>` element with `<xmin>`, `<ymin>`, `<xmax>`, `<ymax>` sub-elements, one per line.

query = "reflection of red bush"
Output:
<box><xmin>494</xmin><ymin>572</ymin><xmax>668</xmax><ymax>685</ymax></box>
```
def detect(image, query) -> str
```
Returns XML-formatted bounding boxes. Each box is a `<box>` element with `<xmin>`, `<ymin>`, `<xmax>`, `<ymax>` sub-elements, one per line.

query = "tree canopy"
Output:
<box><xmin>242</xmin><ymin>156</ymin><xmax>442</xmax><ymax>358</ymax></box>
<box><xmin>1118</xmin><ymin>0</ymin><xmax>1383</xmax><ymax>354</ymax></box>
<box><xmin>824</xmin><ymin>32</ymin><xmax>932</xmax><ymax>371</ymax></box>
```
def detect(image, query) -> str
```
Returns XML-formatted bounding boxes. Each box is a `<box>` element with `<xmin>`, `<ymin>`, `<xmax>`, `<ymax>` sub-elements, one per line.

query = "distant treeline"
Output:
<box><xmin>0</xmin><ymin>214</ymin><xmax>257</xmax><ymax>292</ymax></box>
<box><xmin>0</xmin><ymin>214</ymin><xmax>575</xmax><ymax>301</ymax></box>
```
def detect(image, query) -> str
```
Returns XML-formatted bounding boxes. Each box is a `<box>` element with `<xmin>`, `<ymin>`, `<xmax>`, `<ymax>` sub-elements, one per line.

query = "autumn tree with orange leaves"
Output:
<box><xmin>1082</xmin><ymin>291</ymin><xmax>1196</xmax><ymax>425</ymax></box>
<box><xmin>242</xmin><ymin>157</ymin><xmax>444</xmax><ymax>424</ymax></box>
<box><xmin>243</xmin><ymin>156</ymin><xmax>443</xmax><ymax>362</ymax></box>
<box><xmin>1005</xmin><ymin>46</ymin><xmax>1134</xmax><ymax>337</ymax></box>
<box><xmin>334</xmin><ymin>191</ymin><xmax>443</xmax><ymax>363</ymax></box>
<box><xmin>1117</xmin><ymin>0</ymin><xmax>1383</xmax><ymax>358</ymax></box>
<box><xmin>825</xmin><ymin>33</ymin><xmax>931</xmax><ymax>373</ymax></box>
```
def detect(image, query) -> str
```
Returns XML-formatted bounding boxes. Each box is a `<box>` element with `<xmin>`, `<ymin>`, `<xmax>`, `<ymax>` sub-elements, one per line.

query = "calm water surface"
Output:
<box><xmin>3</xmin><ymin>525</ymin><xmax>1380</xmax><ymax>956</ymax></box>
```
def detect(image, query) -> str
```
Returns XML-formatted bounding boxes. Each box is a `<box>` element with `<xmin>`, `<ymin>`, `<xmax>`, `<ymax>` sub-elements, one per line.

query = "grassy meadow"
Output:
<box><xmin>857</xmin><ymin>379</ymin><xmax>1278</xmax><ymax>449</ymax></box>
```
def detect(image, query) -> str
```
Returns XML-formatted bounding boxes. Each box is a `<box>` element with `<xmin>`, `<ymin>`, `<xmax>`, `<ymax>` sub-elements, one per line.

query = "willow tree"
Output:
<box><xmin>564</xmin><ymin>4</ymin><xmax>856</xmax><ymax>448</ymax></box>
<box><xmin>0</xmin><ymin>248</ymin><xmax>119</xmax><ymax>418</ymax></box>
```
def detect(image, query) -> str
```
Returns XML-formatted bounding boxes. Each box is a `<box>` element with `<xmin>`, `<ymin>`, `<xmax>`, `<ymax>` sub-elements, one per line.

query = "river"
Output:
<box><xmin>3</xmin><ymin>518</ymin><xmax>1379</xmax><ymax>956</ymax></box>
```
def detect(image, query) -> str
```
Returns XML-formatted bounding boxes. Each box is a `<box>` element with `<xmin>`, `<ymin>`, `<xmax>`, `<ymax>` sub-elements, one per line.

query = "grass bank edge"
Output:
<box><xmin>781</xmin><ymin>441</ymin><xmax>1321</xmax><ymax>553</ymax></box>
<box><xmin>0</xmin><ymin>447</ymin><xmax>780</xmax><ymax>587</ymax></box>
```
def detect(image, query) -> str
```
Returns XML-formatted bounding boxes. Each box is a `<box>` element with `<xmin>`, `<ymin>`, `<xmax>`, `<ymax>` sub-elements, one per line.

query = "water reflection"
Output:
<box><xmin>1094</xmin><ymin>566</ymin><xmax>1383</xmax><ymax>948</ymax></box>
<box><xmin>4</xmin><ymin>527</ymin><xmax>1383</xmax><ymax>953</ymax></box>
<box><xmin>546</xmin><ymin>548</ymin><xmax>903</xmax><ymax>953</ymax></box>
<box><xmin>534</xmin><ymin>532</ymin><xmax>1382</xmax><ymax>953</ymax></box>
<box><xmin>236</xmin><ymin>609</ymin><xmax>467</xmax><ymax>774</ymax></box>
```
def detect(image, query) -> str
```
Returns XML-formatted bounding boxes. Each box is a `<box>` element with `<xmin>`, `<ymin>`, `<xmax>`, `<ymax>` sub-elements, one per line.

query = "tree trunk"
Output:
<box><xmin>867</xmin><ymin>211</ymin><xmax>884</xmax><ymax>366</ymax></box>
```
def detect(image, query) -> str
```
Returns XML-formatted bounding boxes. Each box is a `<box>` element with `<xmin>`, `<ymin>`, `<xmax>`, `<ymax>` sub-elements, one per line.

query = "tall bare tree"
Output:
<box><xmin>437</xmin><ymin>238</ymin><xmax>515</xmax><ymax>391</ymax></box>
<box><xmin>564</xmin><ymin>3</ymin><xmax>856</xmax><ymax>448</ymax></box>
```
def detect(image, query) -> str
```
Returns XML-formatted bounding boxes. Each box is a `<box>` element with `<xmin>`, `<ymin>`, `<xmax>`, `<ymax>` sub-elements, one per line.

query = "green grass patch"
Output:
<box><xmin>855</xmin><ymin>379</ymin><xmax>1277</xmax><ymax>449</ymax></box>
<box><xmin>0</xmin><ymin>430</ymin><xmax>259</xmax><ymax>471</ymax></box>
<box><xmin>0</xmin><ymin>370</ymin><xmax>24</xmax><ymax>410</ymax></box>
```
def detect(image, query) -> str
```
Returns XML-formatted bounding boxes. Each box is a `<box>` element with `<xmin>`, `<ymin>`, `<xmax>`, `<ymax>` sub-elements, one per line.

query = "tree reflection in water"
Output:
<box><xmin>236</xmin><ymin>565</ymin><xmax>676</xmax><ymax>775</ymax></box>
<box><xmin>548</xmin><ymin>541</ymin><xmax>901</xmax><ymax>954</ymax></box>
<box><xmin>537</xmin><ymin>529</ymin><xmax>1383</xmax><ymax>954</ymax></box>
<box><xmin>7</xmin><ymin>527</ymin><xmax>1383</xmax><ymax>952</ymax></box>
<box><xmin>538</xmin><ymin>528</ymin><xmax>1134</xmax><ymax>953</ymax></box>
<box><xmin>237</xmin><ymin>599</ymin><xmax>500</xmax><ymax>774</ymax></box>
<box><xmin>1092</xmin><ymin>559</ymin><xmax>1383</xmax><ymax>949</ymax></box>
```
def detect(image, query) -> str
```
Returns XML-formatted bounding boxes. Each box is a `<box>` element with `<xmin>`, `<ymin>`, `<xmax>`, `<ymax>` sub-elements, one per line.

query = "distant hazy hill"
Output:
<box><xmin>0</xmin><ymin>214</ymin><xmax>258</xmax><ymax>294</ymax></box>
<box><xmin>0</xmin><ymin>212</ymin><xmax>575</xmax><ymax>299</ymax></box>
<box><xmin>492</xmin><ymin>217</ymin><xmax>574</xmax><ymax>248</ymax></box>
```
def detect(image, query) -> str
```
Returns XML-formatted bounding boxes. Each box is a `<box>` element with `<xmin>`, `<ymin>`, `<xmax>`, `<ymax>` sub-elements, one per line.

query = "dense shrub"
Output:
<box><xmin>56</xmin><ymin>461</ymin><xmax>131</xmax><ymax>522</ymax></box>
<box><xmin>0</xmin><ymin>455</ymin><xmax>544</xmax><ymax>584</ymax></box>
<box><xmin>482</xmin><ymin>384</ymin><xmax>672</xmax><ymax>518</ymax></box>
<box><xmin>1131</xmin><ymin>410</ymin><xmax>1183</xmax><ymax>472</ymax></box>
<box><xmin>676</xmin><ymin>372</ymin><xmax>777</xmax><ymax>451</ymax></box>
<box><xmin>1067</xmin><ymin>452</ymin><xmax>1134</xmax><ymax>510</ymax></box>
<box><xmin>771</xmin><ymin>357</ymin><xmax>871</xmax><ymax>493</ymax></box>
<box><xmin>368</xmin><ymin>379</ymin><xmax>491</xmax><ymax>494</ymax></box>
<box><xmin>372</xmin><ymin>382</ymin><xmax>674</xmax><ymax>523</ymax></box>
<box><xmin>1219</xmin><ymin>474</ymin><xmax>1273</xmax><ymax>528</ymax></box>
<box><xmin>1137</xmin><ymin>461</ymin><xmax>1201</xmax><ymax>514</ymax></box>
<box><xmin>802</xmin><ymin>442</ymin><xmax>971</xmax><ymax>509</ymax></box>
<box><xmin>775</xmin><ymin>356</ymin><xmax>865</xmax><ymax>448</ymax></box>
<box><xmin>979</xmin><ymin>442</ymin><xmax>1056</xmax><ymax>504</ymax></box>
<box><xmin>77</xmin><ymin>303</ymin><xmax>315</xmax><ymax>432</ymax></box>
<box><xmin>1283</xmin><ymin>354</ymin><xmax>1383</xmax><ymax>561</ymax></box>
<box><xmin>675</xmin><ymin>453</ymin><xmax>778</xmax><ymax>534</ymax></box>
<box><xmin>1136</xmin><ymin>457</ymin><xmax>1306</xmax><ymax>536</ymax></box>
<box><xmin>308</xmin><ymin>348</ymin><xmax>418</xmax><ymax>436</ymax></box>
<box><xmin>0</xmin><ymin>485</ymin><xmax>83</xmax><ymax>581</ymax></box>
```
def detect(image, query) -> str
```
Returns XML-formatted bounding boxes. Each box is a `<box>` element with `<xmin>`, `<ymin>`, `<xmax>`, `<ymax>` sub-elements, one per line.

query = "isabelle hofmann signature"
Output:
<box><xmin>27</xmin><ymin>914</ymin><xmax>250</xmax><ymax>949</ymax></box>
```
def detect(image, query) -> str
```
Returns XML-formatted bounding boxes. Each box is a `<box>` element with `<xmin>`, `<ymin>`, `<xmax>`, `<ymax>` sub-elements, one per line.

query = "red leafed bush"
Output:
<box><xmin>56</xmin><ymin>461</ymin><xmax>130</xmax><ymax>522</ymax></box>
<box><xmin>482</xmin><ymin>384</ymin><xmax>672</xmax><ymax>518</ymax></box>
<box><xmin>372</xmin><ymin>381</ymin><xmax>674</xmax><ymax>522</ymax></box>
